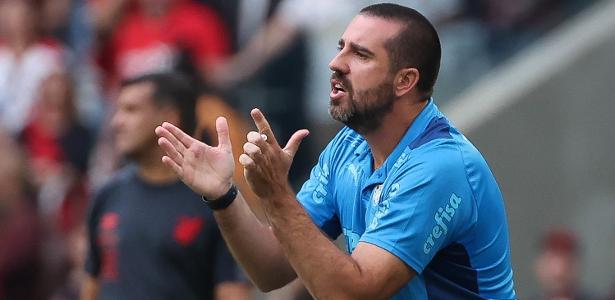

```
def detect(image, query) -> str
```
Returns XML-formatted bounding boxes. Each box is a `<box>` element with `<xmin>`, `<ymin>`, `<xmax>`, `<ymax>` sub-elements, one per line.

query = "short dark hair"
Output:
<box><xmin>121</xmin><ymin>72</ymin><xmax>197</xmax><ymax>135</ymax></box>
<box><xmin>360</xmin><ymin>3</ymin><xmax>441</xmax><ymax>98</ymax></box>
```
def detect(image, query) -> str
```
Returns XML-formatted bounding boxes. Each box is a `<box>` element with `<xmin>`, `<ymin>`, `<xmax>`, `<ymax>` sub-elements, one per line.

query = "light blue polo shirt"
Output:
<box><xmin>297</xmin><ymin>99</ymin><xmax>516</xmax><ymax>299</ymax></box>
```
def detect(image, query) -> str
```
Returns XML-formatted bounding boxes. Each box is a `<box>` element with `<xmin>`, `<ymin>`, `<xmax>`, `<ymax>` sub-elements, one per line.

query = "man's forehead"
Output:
<box><xmin>118</xmin><ymin>82</ymin><xmax>154</xmax><ymax>104</ymax></box>
<box><xmin>341</xmin><ymin>14</ymin><xmax>402</xmax><ymax>46</ymax></box>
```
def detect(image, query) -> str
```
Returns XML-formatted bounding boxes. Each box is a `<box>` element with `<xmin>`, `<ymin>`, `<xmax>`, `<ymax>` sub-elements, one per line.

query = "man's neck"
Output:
<box><xmin>135</xmin><ymin>149</ymin><xmax>178</xmax><ymax>184</ymax></box>
<box><xmin>363</xmin><ymin>99</ymin><xmax>428</xmax><ymax>170</ymax></box>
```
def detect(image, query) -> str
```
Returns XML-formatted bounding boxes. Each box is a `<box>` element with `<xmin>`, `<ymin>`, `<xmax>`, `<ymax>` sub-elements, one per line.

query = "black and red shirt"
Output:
<box><xmin>85</xmin><ymin>166</ymin><xmax>243</xmax><ymax>300</ymax></box>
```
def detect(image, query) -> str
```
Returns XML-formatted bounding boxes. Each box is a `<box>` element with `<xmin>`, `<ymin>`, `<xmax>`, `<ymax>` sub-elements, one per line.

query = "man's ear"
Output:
<box><xmin>394</xmin><ymin>67</ymin><xmax>419</xmax><ymax>97</ymax></box>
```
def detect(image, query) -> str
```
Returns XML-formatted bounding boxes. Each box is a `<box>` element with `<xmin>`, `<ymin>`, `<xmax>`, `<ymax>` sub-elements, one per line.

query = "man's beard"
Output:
<box><xmin>329</xmin><ymin>74</ymin><xmax>396</xmax><ymax>134</ymax></box>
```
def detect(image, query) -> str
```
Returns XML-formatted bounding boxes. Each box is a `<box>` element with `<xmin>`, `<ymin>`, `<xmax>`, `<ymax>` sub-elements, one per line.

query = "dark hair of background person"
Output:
<box><xmin>360</xmin><ymin>3</ymin><xmax>441</xmax><ymax>99</ymax></box>
<box><xmin>121</xmin><ymin>72</ymin><xmax>198</xmax><ymax>135</ymax></box>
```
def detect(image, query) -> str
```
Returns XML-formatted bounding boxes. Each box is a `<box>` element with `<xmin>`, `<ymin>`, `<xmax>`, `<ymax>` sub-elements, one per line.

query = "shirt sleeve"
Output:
<box><xmin>359</xmin><ymin>148</ymin><xmax>478</xmax><ymax>274</ymax></box>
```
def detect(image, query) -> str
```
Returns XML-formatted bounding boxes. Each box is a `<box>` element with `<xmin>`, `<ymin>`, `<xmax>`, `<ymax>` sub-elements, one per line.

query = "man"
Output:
<box><xmin>82</xmin><ymin>73</ymin><xmax>249</xmax><ymax>300</ymax></box>
<box><xmin>156</xmin><ymin>3</ymin><xmax>516</xmax><ymax>299</ymax></box>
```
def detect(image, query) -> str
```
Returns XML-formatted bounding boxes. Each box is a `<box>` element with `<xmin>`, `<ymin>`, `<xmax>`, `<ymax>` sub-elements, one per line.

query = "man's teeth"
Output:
<box><xmin>335</xmin><ymin>83</ymin><xmax>344</xmax><ymax>91</ymax></box>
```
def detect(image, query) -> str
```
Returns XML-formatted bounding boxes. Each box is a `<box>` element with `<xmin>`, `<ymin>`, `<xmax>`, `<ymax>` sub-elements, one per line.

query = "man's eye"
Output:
<box><xmin>355</xmin><ymin>51</ymin><xmax>368</xmax><ymax>59</ymax></box>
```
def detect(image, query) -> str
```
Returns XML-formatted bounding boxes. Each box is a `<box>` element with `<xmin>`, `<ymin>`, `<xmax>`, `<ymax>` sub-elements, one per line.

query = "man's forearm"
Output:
<box><xmin>264</xmin><ymin>194</ymin><xmax>374</xmax><ymax>299</ymax></box>
<box><xmin>213</xmin><ymin>191</ymin><xmax>296</xmax><ymax>291</ymax></box>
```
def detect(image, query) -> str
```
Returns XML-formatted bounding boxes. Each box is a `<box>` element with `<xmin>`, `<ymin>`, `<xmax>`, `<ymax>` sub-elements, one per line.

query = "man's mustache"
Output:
<box><xmin>331</xmin><ymin>72</ymin><xmax>352</xmax><ymax>92</ymax></box>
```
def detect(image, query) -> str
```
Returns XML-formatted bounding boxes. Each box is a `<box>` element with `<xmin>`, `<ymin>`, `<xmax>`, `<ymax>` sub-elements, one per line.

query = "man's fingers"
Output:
<box><xmin>156</xmin><ymin>125</ymin><xmax>187</xmax><ymax>153</ymax></box>
<box><xmin>158</xmin><ymin>137</ymin><xmax>184</xmax><ymax>165</ymax></box>
<box><xmin>243</xmin><ymin>142</ymin><xmax>262</xmax><ymax>158</ymax></box>
<box><xmin>238</xmin><ymin>153</ymin><xmax>255</xmax><ymax>169</ymax></box>
<box><xmin>161</xmin><ymin>122</ymin><xmax>194</xmax><ymax>148</ymax></box>
<box><xmin>162</xmin><ymin>156</ymin><xmax>183</xmax><ymax>176</ymax></box>
<box><xmin>250</xmin><ymin>108</ymin><xmax>278</xmax><ymax>145</ymax></box>
<box><xmin>284</xmin><ymin>129</ymin><xmax>310</xmax><ymax>157</ymax></box>
<box><xmin>246</xmin><ymin>131</ymin><xmax>267</xmax><ymax>145</ymax></box>
<box><xmin>215</xmin><ymin>117</ymin><xmax>232</xmax><ymax>152</ymax></box>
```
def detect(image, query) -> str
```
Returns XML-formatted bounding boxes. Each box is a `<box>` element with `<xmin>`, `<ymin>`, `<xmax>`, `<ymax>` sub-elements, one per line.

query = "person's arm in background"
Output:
<box><xmin>206</xmin><ymin>14</ymin><xmax>300</xmax><ymax>88</ymax></box>
<box><xmin>81</xmin><ymin>275</ymin><xmax>99</xmax><ymax>300</ymax></box>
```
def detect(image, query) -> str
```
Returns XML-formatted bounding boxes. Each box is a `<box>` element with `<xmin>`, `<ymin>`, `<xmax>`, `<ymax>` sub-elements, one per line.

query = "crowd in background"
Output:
<box><xmin>0</xmin><ymin>0</ymin><xmax>610</xmax><ymax>299</ymax></box>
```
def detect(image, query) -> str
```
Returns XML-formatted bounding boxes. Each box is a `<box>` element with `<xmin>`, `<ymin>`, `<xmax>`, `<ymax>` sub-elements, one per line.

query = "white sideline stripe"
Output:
<box><xmin>442</xmin><ymin>0</ymin><xmax>615</xmax><ymax>133</ymax></box>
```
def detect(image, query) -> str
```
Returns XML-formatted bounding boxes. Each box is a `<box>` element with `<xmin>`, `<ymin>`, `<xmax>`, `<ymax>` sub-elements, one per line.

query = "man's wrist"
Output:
<box><xmin>202</xmin><ymin>184</ymin><xmax>238</xmax><ymax>211</ymax></box>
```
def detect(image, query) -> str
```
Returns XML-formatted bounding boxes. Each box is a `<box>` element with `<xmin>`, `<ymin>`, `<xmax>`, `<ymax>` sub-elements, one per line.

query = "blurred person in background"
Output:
<box><xmin>532</xmin><ymin>228</ymin><xmax>597</xmax><ymax>300</ymax></box>
<box><xmin>82</xmin><ymin>72</ymin><xmax>250</xmax><ymax>300</ymax></box>
<box><xmin>19</xmin><ymin>72</ymin><xmax>93</xmax><ymax>233</ymax></box>
<box><xmin>0</xmin><ymin>0</ymin><xmax>65</xmax><ymax>135</ymax></box>
<box><xmin>89</xmin><ymin>0</ymin><xmax>231</xmax><ymax>89</ymax></box>
<box><xmin>0</xmin><ymin>130</ymin><xmax>43</xmax><ymax>300</ymax></box>
<box><xmin>18</xmin><ymin>72</ymin><xmax>94</xmax><ymax>300</ymax></box>
<box><xmin>40</xmin><ymin>0</ymin><xmax>93</xmax><ymax>58</ymax></box>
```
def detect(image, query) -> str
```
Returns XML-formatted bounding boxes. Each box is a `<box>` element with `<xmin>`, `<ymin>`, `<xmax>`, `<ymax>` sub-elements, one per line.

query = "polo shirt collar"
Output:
<box><xmin>363</xmin><ymin>98</ymin><xmax>439</xmax><ymax>187</ymax></box>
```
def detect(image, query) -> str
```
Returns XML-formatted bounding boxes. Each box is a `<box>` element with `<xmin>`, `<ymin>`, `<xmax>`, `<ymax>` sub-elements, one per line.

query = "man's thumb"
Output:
<box><xmin>216</xmin><ymin>116</ymin><xmax>232</xmax><ymax>151</ymax></box>
<box><xmin>284</xmin><ymin>129</ymin><xmax>310</xmax><ymax>157</ymax></box>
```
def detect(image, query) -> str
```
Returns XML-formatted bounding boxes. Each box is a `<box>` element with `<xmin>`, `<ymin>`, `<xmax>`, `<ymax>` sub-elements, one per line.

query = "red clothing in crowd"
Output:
<box><xmin>101</xmin><ymin>0</ymin><xmax>230</xmax><ymax>83</ymax></box>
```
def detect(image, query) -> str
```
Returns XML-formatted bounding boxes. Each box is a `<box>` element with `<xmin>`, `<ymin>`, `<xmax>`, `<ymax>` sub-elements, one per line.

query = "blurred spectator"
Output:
<box><xmin>41</xmin><ymin>0</ymin><xmax>94</xmax><ymax>58</ymax></box>
<box><xmin>90</xmin><ymin>0</ymin><xmax>231</xmax><ymax>88</ymax></box>
<box><xmin>532</xmin><ymin>228</ymin><xmax>597</xmax><ymax>300</ymax></box>
<box><xmin>0</xmin><ymin>130</ymin><xmax>43</xmax><ymax>300</ymax></box>
<box><xmin>0</xmin><ymin>0</ymin><xmax>65</xmax><ymax>135</ymax></box>
<box><xmin>19</xmin><ymin>72</ymin><xmax>93</xmax><ymax>233</ymax></box>
<box><xmin>82</xmin><ymin>72</ymin><xmax>250</xmax><ymax>300</ymax></box>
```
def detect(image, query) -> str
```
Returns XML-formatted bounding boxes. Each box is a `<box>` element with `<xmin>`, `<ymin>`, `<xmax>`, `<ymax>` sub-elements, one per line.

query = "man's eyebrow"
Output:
<box><xmin>338</xmin><ymin>39</ymin><xmax>375</xmax><ymax>57</ymax></box>
<box><xmin>350</xmin><ymin>42</ymin><xmax>375</xmax><ymax>57</ymax></box>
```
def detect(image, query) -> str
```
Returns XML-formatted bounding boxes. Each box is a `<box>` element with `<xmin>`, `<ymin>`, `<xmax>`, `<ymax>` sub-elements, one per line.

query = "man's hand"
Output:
<box><xmin>155</xmin><ymin>117</ymin><xmax>234</xmax><ymax>199</ymax></box>
<box><xmin>239</xmin><ymin>109</ymin><xmax>309</xmax><ymax>199</ymax></box>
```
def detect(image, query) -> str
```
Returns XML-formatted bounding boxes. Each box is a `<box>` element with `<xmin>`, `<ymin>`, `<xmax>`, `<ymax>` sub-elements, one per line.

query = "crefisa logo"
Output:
<box><xmin>423</xmin><ymin>193</ymin><xmax>462</xmax><ymax>254</ymax></box>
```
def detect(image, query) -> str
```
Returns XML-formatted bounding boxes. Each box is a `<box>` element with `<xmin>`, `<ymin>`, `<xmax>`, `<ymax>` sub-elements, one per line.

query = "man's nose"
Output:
<box><xmin>110</xmin><ymin>112</ymin><xmax>122</xmax><ymax>131</ymax></box>
<box><xmin>328</xmin><ymin>52</ymin><xmax>349</xmax><ymax>74</ymax></box>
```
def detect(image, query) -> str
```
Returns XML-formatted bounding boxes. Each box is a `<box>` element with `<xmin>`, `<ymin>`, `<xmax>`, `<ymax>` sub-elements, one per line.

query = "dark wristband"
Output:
<box><xmin>202</xmin><ymin>184</ymin><xmax>238</xmax><ymax>210</ymax></box>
